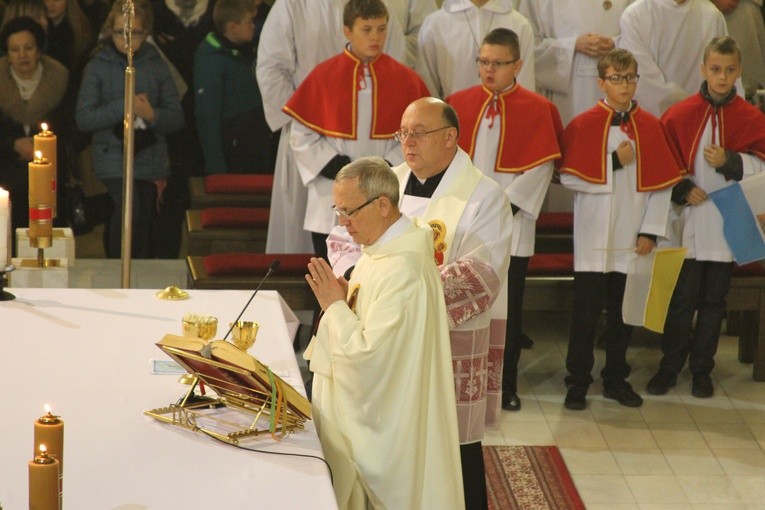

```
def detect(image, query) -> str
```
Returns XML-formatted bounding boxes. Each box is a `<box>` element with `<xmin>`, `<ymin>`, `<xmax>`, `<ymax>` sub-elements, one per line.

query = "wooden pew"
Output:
<box><xmin>189</xmin><ymin>174</ymin><xmax>273</xmax><ymax>208</ymax></box>
<box><xmin>525</xmin><ymin>253</ymin><xmax>765</xmax><ymax>381</ymax></box>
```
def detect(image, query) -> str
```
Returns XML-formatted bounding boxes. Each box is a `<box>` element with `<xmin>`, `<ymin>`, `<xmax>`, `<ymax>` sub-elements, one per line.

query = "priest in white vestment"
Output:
<box><xmin>304</xmin><ymin>156</ymin><xmax>464</xmax><ymax>510</ymax></box>
<box><xmin>327</xmin><ymin>98</ymin><xmax>512</xmax><ymax>510</ymax></box>
<box><xmin>618</xmin><ymin>0</ymin><xmax>733</xmax><ymax>117</ymax></box>
<box><xmin>416</xmin><ymin>0</ymin><xmax>535</xmax><ymax>98</ymax></box>
<box><xmin>256</xmin><ymin>0</ymin><xmax>404</xmax><ymax>253</ymax></box>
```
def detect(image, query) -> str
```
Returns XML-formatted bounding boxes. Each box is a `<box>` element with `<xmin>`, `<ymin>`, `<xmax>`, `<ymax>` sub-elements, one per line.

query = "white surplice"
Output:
<box><xmin>307</xmin><ymin>217</ymin><xmax>464</xmax><ymax>510</ymax></box>
<box><xmin>256</xmin><ymin>0</ymin><xmax>405</xmax><ymax>253</ymax></box>
<box><xmin>385</xmin><ymin>0</ymin><xmax>438</xmax><ymax>67</ymax></box>
<box><xmin>416</xmin><ymin>0</ymin><xmax>535</xmax><ymax>98</ymax></box>
<box><xmin>290</xmin><ymin>66</ymin><xmax>403</xmax><ymax>235</ymax></box>
<box><xmin>663</xmin><ymin>117</ymin><xmax>765</xmax><ymax>262</ymax></box>
<box><xmin>561</xmin><ymin>124</ymin><xmax>671</xmax><ymax>273</ymax></box>
<box><xmin>618</xmin><ymin>0</ymin><xmax>730</xmax><ymax>117</ymax></box>
<box><xmin>517</xmin><ymin>0</ymin><xmax>634</xmax><ymax>124</ymax></box>
<box><xmin>327</xmin><ymin>149</ymin><xmax>512</xmax><ymax>443</ymax></box>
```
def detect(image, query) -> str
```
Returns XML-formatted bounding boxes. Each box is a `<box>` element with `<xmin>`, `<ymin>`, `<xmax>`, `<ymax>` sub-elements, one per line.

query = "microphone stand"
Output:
<box><xmin>178</xmin><ymin>259</ymin><xmax>280</xmax><ymax>407</ymax></box>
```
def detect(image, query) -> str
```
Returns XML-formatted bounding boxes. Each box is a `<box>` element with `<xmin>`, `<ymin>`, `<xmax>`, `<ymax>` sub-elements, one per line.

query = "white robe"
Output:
<box><xmin>327</xmin><ymin>149</ymin><xmax>512</xmax><ymax>443</ymax></box>
<box><xmin>618</xmin><ymin>0</ymin><xmax>731</xmax><ymax>117</ymax></box>
<box><xmin>561</xmin><ymin>124</ymin><xmax>671</xmax><ymax>273</ymax></box>
<box><xmin>664</xmin><ymin>118</ymin><xmax>765</xmax><ymax>262</ymax></box>
<box><xmin>290</xmin><ymin>66</ymin><xmax>403</xmax><ymax>235</ymax></box>
<box><xmin>517</xmin><ymin>0</ymin><xmax>634</xmax><ymax>124</ymax></box>
<box><xmin>472</xmin><ymin>109</ymin><xmax>554</xmax><ymax>257</ymax></box>
<box><xmin>416</xmin><ymin>0</ymin><xmax>535</xmax><ymax>98</ymax></box>
<box><xmin>385</xmin><ymin>0</ymin><xmax>438</xmax><ymax>67</ymax></box>
<box><xmin>256</xmin><ymin>0</ymin><xmax>405</xmax><ymax>253</ymax></box>
<box><xmin>307</xmin><ymin>217</ymin><xmax>464</xmax><ymax>510</ymax></box>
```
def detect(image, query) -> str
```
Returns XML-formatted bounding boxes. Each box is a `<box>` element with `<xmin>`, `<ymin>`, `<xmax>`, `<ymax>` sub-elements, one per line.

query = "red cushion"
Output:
<box><xmin>733</xmin><ymin>261</ymin><xmax>765</xmax><ymax>276</ymax></box>
<box><xmin>527</xmin><ymin>253</ymin><xmax>574</xmax><ymax>275</ymax></box>
<box><xmin>536</xmin><ymin>212</ymin><xmax>574</xmax><ymax>232</ymax></box>
<box><xmin>199</xmin><ymin>207</ymin><xmax>269</xmax><ymax>228</ymax></box>
<box><xmin>203</xmin><ymin>253</ymin><xmax>315</xmax><ymax>277</ymax></box>
<box><xmin>204</xmin><ymin>174</ymin><xmax>274</xmax><ymax>194</ymax></box>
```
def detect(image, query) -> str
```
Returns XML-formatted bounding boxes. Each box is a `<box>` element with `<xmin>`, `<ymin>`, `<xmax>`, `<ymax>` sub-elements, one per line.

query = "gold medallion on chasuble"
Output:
<box><xmin>428</xmin><ymin>220</ymin><xmax>447</xmax><ymax>265</ymax></box>
<box><xmin>603</xmin><ymin>0</ymin><xmax>612</xmax><ymax>9</ymax></box>
<box><xmin>347</xmin><ymin>284</ymin><xmax>360</xmax><ymax>312</ymax></box>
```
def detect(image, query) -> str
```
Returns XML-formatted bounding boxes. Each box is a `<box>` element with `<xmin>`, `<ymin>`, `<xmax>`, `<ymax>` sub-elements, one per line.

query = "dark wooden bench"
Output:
<box><xmin>186</xmin><ymin>252</ymin><xmax>315</xmax><ymax>312</ymax></box>
<box><xmin>535</xmin><ymin>212</ymin><xmax>574</xmax><ymax>254</ymax></box>
<box><xmin>189</xmin><ymin>174</ymin><xmax>273</xmax><ymax>209</ymax></box>
<box><xmin>184</xmin><ymin>207</ymin><xmax>268</xmax><ymax>256</ymax></box>
<box><xmin>525</xmin><ymin>253</ymin><xmax>765</xmax><ymax>381</ymax></box>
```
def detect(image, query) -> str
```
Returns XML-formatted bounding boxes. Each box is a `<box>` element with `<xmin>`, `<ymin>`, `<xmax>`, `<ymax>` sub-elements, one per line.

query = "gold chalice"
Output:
<box><xmin>182</xmin><ymin>314</ymin><xmax>218</xmax><ymax>340</ymax></box>
<box><xmin>231</xmin><ymin>321</ymin><xmax>259</xmax><ymax>351</ymax></box>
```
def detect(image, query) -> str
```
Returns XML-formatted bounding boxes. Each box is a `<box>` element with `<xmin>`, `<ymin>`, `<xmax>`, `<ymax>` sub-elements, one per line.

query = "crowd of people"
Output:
<box><xmin>0</xmin><ymin>0</ymin><xmax>764</xmax><ymax>509</ymax></box>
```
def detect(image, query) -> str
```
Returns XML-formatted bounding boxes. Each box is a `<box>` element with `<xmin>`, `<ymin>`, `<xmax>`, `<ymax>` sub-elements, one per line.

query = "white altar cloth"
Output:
<box><xmin>0</xmin><ymin>288</ymin><xmax>337</xmax><ymax>510</ymax></box>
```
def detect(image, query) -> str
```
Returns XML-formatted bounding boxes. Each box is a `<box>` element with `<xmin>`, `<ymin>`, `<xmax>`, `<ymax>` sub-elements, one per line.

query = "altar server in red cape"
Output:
<box><xmin>447</xmin><ymin>27</ymin><xmax>562</xmax><ymax>413</ymax></box>
<box><xmin>559</xmin><ymin>48</ymin><xmax>682</xmax><ymax>411</ymax></box>
<box><xmin>647</xmin><ymin>37</ymin><xmax>765</xmax><ymax>399</ymax></box>
<box><xmin>282</xmin><ymin>0</ymin><xmax>429</xmax><ymax>260</ymax></box>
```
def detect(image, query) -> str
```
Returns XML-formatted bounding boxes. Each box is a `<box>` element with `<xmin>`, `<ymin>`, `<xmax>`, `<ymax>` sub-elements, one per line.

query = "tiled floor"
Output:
<box><xmin>490</xmin><ymin>311</ymin><xmax>765</xmax><ymax>510</ymax></box>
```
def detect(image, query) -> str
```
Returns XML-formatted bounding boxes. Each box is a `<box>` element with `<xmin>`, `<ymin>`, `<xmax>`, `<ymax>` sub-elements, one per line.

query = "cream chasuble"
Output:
<box><xmin>328</xmin><ymin>149</ymin><xmax>512</xmax><ymax>443</ymax></box>
<box><xmin>306</xmin><ymin>218</ymin><xmax>464</xmax><ymax>510</ymax></box>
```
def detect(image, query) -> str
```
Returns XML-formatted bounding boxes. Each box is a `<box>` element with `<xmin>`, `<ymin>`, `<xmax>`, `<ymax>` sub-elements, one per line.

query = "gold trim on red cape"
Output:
<box><xmin>282</xmin><ymin>49</ymin><xmax>430</xmax><ymax>140</ymax></box>
<box><xmin>661</xmin><ymin>93</ymin><xmax>765</xmax><ymax>175</ymax></box>
<box><xmin>447</xmin><ymin>83</ymin><xmax>563</xmax><ymax>173</ymax></box>
<box><xmin>560</xmin><ymin>100</ymin><xmax>683</xmax><ymax>191</ymax></box>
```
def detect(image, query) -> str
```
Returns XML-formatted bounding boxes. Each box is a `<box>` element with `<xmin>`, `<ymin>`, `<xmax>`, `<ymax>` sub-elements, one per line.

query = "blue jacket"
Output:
<box><xmin>76</xmin><ymin>42</ymin><xmax>184</xmax><ymax>181</ymax></box>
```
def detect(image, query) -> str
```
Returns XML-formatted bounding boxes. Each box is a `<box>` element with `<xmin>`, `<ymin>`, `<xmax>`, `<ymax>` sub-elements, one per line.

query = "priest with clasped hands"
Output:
<box><xmin>303</xmin><ymin>156</ymin><xmax>464</xmax><ymax>510</ymax></box>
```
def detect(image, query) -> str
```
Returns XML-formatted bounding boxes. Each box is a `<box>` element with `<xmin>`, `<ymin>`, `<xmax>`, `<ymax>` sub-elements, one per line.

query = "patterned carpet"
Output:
<box><xmin>484</xmin><ymin>445</ymin><xmax>585</xmax><ymax>510</ymax></box>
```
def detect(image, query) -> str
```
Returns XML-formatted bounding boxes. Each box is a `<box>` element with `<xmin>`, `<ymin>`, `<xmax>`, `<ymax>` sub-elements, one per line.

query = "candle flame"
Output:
<box><xmin>40</xmin><ymin>122</ymin><xmax>48</xmax><ymax>132</ymax></box>
<box><xmin>39</xmin><ymin>444</ymin><xmax>47</xmax><ymax>454</ymax></box>
<box><xmin>34</xmin><ymin>150</ymin><xmax>43</xmax><ymax>160</ymax></box>
<box><xmin>44</xmin><ymin>404</ymin><xmax>51</xmax><ymax>414</ymax></box>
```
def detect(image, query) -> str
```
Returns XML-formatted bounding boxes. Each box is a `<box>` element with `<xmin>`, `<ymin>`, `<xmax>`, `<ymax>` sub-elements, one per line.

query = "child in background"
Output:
<box><xmin>648</xmin><ymin>36</ymin><xmax>765</xmax><ymax>398</ymax></box>
<box><xmin>559</xmin><ymin>48</ymin><xmax>682</xmax><ymax>410</ymax></box>
<box><xmin>76</xmin><ymin>0</ymin><xmax>183</xmax><ymax>258</ymax></box>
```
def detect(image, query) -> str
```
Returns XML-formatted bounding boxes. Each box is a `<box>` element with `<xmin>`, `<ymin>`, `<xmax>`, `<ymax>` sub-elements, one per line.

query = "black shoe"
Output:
<box><xmin>502</xmin><ymin>391</ymin><xmax>521</xmax><ymax>411</ymax></box>
<box><xmin>603</xmin><ymin>382</ymin><xmax>644</xmax><ymax>407</ymax></box>
<box><xmin>646</xmin><ymin>369</ymin><xmax>678</xmax><ymax>395</ymax></box>
<box><xmin>564</xmin><ymin>386</ymin><xmax>588</xmax><ymax>410</ymax></box>
<box><xmin>692</xmin><ymin>374</ymin><xmax>714</xmax><ymax>398</ymax></box>
<box><xmin>519</xmin><ymin>332</ymin><xmax>534</xmax><ymax>349</ymax></box>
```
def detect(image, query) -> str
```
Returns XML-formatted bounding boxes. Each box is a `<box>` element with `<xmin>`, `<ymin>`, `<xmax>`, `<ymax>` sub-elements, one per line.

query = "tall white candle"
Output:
<box><xmin>0</xmin><ymin>188</ymin><xmax>9</xmax><ymax>265</ymax></box>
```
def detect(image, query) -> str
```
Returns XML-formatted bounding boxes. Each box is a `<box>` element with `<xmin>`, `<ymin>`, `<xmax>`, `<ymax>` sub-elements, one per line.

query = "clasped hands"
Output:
<box><xmin>306</xmin><ymin>257</ymin><xmax>349</xmax><ymax>311</ymax></box>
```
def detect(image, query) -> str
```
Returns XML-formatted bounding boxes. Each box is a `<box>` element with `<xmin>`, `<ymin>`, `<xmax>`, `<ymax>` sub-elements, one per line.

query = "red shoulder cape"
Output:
<box><xmin>282</xmin><ymin>50</ymin><xmax>430</xmax><ymax>139</ymax></box>
<box><xmin>661</xmin><ymin>93</ymin><xmax>765</xmax><ymax>174</ymax></box>
<box><xmin>447</xmin><ymin>83</ymin><xmax>563</xmax><ymax>173</ymax></box>
<box><xmin>560</xmin><ymin>101</ymin><xmax>682</xmax><ymax>191</ymax></box>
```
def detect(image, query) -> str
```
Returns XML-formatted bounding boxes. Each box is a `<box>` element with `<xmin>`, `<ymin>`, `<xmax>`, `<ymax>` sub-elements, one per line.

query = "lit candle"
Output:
<box><xmin>28</xmin><ymin>153</ymin><xmax>54</xmax><ymax>249</ymax></box>
<box><xmin>33</xmin><ymin>123</ymin><xmax>57</xmax><ymax>218</ymax></box>
<box><xmin>28</xmin><ymin>444</ymin><xmax>60</xmax><ymax>510</ymax></box>
<box><xmin>34</xmin><ymin>405</ymin><xmax>64</xmax><ymax>492</ymax></box>
<box><xmin>0</xmin><ymin>188</ymin><xmax>9</xmax><ymax>265</ymax></box>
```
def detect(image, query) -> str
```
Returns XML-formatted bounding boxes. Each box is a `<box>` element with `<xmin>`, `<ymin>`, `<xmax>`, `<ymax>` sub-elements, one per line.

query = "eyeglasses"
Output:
<box><xmin>113</xmin><ymin>30</ymin><xmax>146</xmax><ymax>38</ymax></box>
<box><xmin>604</xmin><ymin>73</ymin><xmax>640</xmax><ymax>85</ymax></box>
<box><xmin>332</xmin><ymin>196</ymin><xmax>380</xmax><ymax>220</ymax></box>
<box><xmin>393</xmin><ymin>126</ymin><xmax>450</xmax><ymax>143</ymax></box>
<box><xmin>475</xmin><ymin>58</ymin><xmax>518</xmax><ymax>69</ymax></box>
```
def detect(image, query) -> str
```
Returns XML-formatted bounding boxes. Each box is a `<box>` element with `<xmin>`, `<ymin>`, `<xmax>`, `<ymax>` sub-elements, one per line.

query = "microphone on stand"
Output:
<box><xmin>222</xmin><ymin>259</ymin><xmax>280</xmax><ymax>341</ymax></box>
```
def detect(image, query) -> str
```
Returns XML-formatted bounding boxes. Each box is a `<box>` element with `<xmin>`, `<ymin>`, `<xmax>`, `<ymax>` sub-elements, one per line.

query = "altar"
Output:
<box><xmin>0</xmin><ymin>288</ymin><xmax>337</xmax><ymax>509</ymax></box>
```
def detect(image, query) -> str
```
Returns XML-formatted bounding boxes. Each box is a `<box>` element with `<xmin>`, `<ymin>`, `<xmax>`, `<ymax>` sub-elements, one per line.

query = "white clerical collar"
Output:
<box><xmin>444</xmin><ymin>0</ymin><xmax>512</xmax><ymax>14</ymax></box>
<box><xmin>369</xmin><ymin>214</ymin><xmax>411</xmax><ymax>247</ymax></box>
<box><xmin>603</xmin><ymin>97</ymin><xmax>633</xmax><ymax>113</ymax></box>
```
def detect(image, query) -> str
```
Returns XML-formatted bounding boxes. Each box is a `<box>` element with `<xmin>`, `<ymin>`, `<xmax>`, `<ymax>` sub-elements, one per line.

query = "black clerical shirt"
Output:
<box><xmin>404</xmin><ymin>168</ymin><xmax>448</xmax><ymax>199</ymax></box>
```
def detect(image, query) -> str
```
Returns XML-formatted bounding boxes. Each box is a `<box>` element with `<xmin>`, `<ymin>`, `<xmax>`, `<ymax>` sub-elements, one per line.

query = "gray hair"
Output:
<box><xmin>336</xmin><ymin>156</ymin><xmax>400</xmax><ymax>205</ymax></box>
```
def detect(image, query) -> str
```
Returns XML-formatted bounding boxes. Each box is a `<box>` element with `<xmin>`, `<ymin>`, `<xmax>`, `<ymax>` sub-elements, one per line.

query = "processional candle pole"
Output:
<box><xmin>120</xmin><ymin>0</ymin><xmax>135</xmax><ymax>288</ymax></box>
